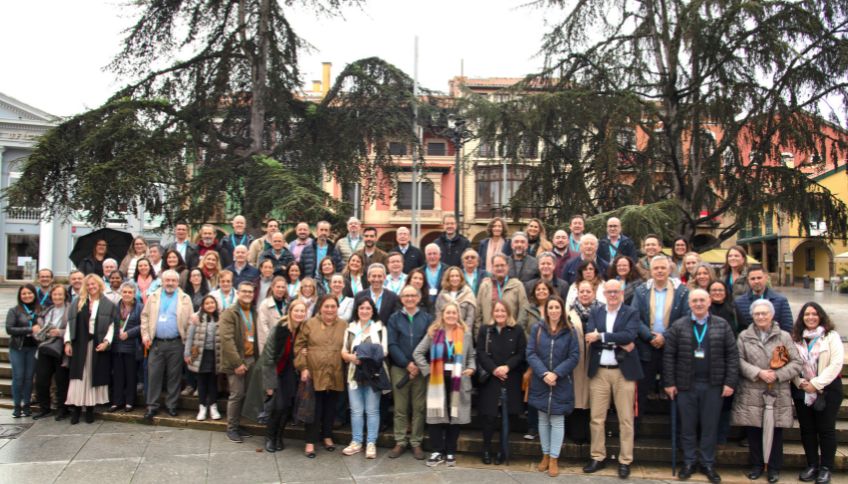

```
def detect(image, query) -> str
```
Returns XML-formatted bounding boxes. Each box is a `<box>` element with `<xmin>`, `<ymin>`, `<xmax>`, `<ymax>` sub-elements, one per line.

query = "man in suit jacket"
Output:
<box><xmin>354</xmin><ymin>263</ymin><xmax>400</xmax><ymax>324</ymax></box>
<box><xmin>733</xmin><ymin>265</ymin><xmax>794</xmax><ymax>332</ymax></box>
<box><xmin>583</xmin><ymin>279</ymin><xmax>643</xmax><ymax>479</ymax></box>
<box><xmin>164</xmin><ymin>222</ymin><xmax>200</xmax><ymax>269</ymax></box>
<box><xmin>630</xmin><ymin>255</ymin><xmax>690</xmax><ymax>424</ymax></box>
<box><xmin>421</xmin><ymin>243</ymin><xmax>448</xmax><ymax>307</ymax></box>
<box><xmin>561</xmin><ymin>234</ymin><xmax>609</xmax><ymax>284</ymax></box>
<box><xmin>390</xmin><ymin>227</ymin><xmax>424</xmax><ymax>273</ymax></box>
<box><xmin>597</xmin><ymin>217</ymin><xmax>638</xmax><ymax>264</ymax></box>
<box><xmin>507</xmin><ymin>232</ymin><xmax>540</xmax><ymax>283</ymax></box>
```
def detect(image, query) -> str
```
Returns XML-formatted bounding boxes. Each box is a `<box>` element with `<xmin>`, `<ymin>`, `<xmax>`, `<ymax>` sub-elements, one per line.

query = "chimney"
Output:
<box><xmin>322</xmin><ymin>62</ymin><xmax>332</xmax><ymax>97</ymax></box>
<box><xmin>312</xmin><ymin>80</ymin><xmax>322</xmax><ymax>93</ymax></box>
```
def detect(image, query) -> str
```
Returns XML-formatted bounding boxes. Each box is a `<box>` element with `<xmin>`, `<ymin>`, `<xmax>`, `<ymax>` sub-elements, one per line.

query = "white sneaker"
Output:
<box><xmin>209</xmin><ymin>403</ymin><xmax>222</xmax><ymax>420</ymax></box>
<box><xmin>196</xmin><ymin>404</ymin><xmax>207</xmax><ymax>421</ymax></box>
<box><xmin>343</xmin><ymin>442</ymin><xmax>363</xmax><ymax>456</ymax></box>
<box><xmin>366</xmin><ymin>443</ymin><xmax>377</xmax><ymax>459</ymax></box>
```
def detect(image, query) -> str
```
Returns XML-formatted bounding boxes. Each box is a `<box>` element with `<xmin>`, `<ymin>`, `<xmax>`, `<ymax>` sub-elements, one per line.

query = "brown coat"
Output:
<box><xmin>216</xmin><ymin>304</ymin><xmax>258</xmax><ymax>374</ymax></box>
<box><xmin>567</xmin><ymin>309</ymin><xmax>590</xmax><ymax>410</ymax></box>
<box><xmin>294</xmin><ymin>316</ymin><xmax>346</xmax><ymax>392</ymax></box>
<box><xmin>732</xmin><ymin>322</ymin><xmax>802</xmax><ymax>428</ymax></box>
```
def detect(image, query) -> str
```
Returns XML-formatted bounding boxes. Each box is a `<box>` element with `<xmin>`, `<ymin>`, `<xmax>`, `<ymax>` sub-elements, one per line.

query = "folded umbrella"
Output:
<box><xmin>499</xmin><ymin>385</ymin><xmax>510</xmax><ymax>465</ymax></box>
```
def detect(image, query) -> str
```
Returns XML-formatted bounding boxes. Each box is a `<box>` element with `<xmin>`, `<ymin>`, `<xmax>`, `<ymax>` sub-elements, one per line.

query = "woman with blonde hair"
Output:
<box><xmin>119</xmin><ymin>236</ymin><xmax>149</xmax><ymax>279</ymax></box>
<box><xmin>525</xmin><ymin>218</ymin><xmax>553</xmax><ymax>257</ymax></box>
<box><xmin>64</xmin><ymin>274</ymin><xmax>118</xmax><ymax>424</ymax></box>
<box><xmin>413</xmin><ymin>302</ymin><xmax>476</xmax><ymax>467</ymax></box>
<box><xmin>476</xmin><ymin>300</ymin><xmax>527</xmax><ymax>465</ymax></box>
<box><xmin>199</xmin><ymin>250</ymin><xmax>223</xmax><ymax>290</ymax></box>
<box><xmin>680</xmin><ymin>251</ymin><xmax>702</xmax><ymax>285</ymax></box>
<box><xmin>435</xmin><ymin>266</ymin><xmax>477</xmax><ymax>331</ymax></box>
<box><xmin>687</xmin><ymin>262</ymin><xmax>717</xmax><ymax>291</ymax></box>
<box><xmin>297</xmin><ymin>277</ymin><xmax>319</xmax><ymax>317</ymax></box>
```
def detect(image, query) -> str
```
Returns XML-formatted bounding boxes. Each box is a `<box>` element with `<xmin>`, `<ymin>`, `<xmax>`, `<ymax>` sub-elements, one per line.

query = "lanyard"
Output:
<box><xmin>239</xmin><ymin>307</ymin><xmax>254</xmax><ymax>333</ymax></box>
<box><xmin>22</xmin><ymin>305</ymin><xmax>35</xmax><ymax>327</ymax></box>
<box><xmin>353</xmin><ymin>319</ymin><xmax>373</xmax><ymax>339</ymax></box>
<box><xmin>274</xmin><ymin>299</ymin><xmax>287</xmax><ymax>317</ymax></box>
<box><xmin>445</xmin><ymin>337</ymin><xmax>455</xmax><ymax>360</ymax></box>
<box><xmin>322</xmin><ymin>280</ymin><xmax>330</xmax><ymax>294</ymax></box>
<box><xmin>348</xmin><ymin>236</ymin><xmax>361</xmax><ymax>252</ymax></box>
<box><xmin>464</xmin><ymin>271</ymin><xmax>477</xmax><ymax>292</ymax></box>
<box><xmin>288</xmin><ymin>281</ymin><xmax>300</xmax><ymax>296</ymax></box>
<box><xmin>426</xmin><ymin>265</ymin><xmax>442</xmax><ymax>288</ymax></box>
<box><xmin>221</xmin><ymin>291</ymin><xmax>234</xmax><ymax>309</ymax></box>
<box><xmin>385</xmin><ymin>274</ymin><xmax>406</xmax><ymax>293</ymax></box>
<box><xmin>160</xmin><ymin>291</ymin><xmax>176</xmax><ymax>314</ymax></box>
<box><xmin>807</xmin><ymin>336</ymin><xmax>820</xmax><ymax>353</ymax></box>
<box><xmin>350</xmin><ymin>278</ymin><xmax>361</xmax><ymax>294</ymax></box>
<box><xmin>407</xmin><ymin>313</ymin><xmax>415</xmax><ymax>325</ymax></box>
<box><xmin>230</xmin><ymin>233</ymin><xmax>248</xmax><ymax>248</ymax></box>
<box><xmin>495</xmin><ymin>276</ymin><xmax>509</xmax><ymax>300</ymax></box>
<box><xmin>569</xmin><ymin>235</ymin><xmax>581</xmax><ymax>253</ymax></box>
<box><xmin>608</xmin><ymin>238</ymin><xmax>619</xmax><ymax>258</ymax></box>
<box><xmin>693</xmin><ymin>322</ymin><xmax>708</xmax><ymax>349</ymax></box>
<box><xmin>370</xmin><ymin>290</ymin><xmax>383</xmax><ymax>312</ymax></box>
<box><xmin>38</xmin><ymin>289</ymin><xmax>50</xmax><ymax>306</ymax></box>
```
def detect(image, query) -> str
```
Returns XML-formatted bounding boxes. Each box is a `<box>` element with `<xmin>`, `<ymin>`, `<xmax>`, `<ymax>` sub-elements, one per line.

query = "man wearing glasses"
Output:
<box><xmin>583</xmin><ymin>279</ymin><xmax>643</xmax><ymax>479</ymax></box>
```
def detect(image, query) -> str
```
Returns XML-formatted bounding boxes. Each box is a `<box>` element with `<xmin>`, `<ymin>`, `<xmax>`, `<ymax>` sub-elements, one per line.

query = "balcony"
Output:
<box><xmin>5</xmin><ymin>206</ymin><xmax>40</xmax><ymax>223</ymax></box>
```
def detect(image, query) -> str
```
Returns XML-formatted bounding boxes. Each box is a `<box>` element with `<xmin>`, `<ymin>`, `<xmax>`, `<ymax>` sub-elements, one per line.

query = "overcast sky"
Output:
<box><xmin>1</xmin><ymin>0</ymin><xmax>554</xmax><ymax>117</ymax></box>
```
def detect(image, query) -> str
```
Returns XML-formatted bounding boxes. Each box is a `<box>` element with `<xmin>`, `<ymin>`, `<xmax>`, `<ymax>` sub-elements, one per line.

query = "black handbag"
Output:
<box><xmin>38</xmin><ymin>337</ymin><xmax>64</xmax><ymax>359</ymax></box>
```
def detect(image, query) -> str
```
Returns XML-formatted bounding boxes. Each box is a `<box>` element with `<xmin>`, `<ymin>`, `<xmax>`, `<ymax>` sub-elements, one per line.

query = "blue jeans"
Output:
<box><xmin>9</xmin><ymin>346</ymin><xmax>37</xmax><ymax>407</ymax></box>
<box><xmin>348</xmin><ymin>384</ymin><xmax>381</xmax><ymax>444</ymax></box>
<box><xmin>538</xmin><ymin>411</ymin><xmax>565</xmax><ymax>458</ymax></box>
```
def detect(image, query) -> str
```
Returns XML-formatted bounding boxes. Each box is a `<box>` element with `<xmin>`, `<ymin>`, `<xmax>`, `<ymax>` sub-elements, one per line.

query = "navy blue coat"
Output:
<box><xmin>225</xmin><ymin>263</ymin><xmax>260</xmax><ymax>288</ymax></box>
<box><xmin>477</xmin><ymin>238</ymin><xmax>512</xmax><ymax>272</ymax></box>
<box><xmin>526</xmin><ymin>322</ymin><xmax>579</xmax><ymax>415</ymax></box>
<box><xmin>561</xmin><ymin>255</ymin><xmax>609</xmax><ymax>285</ymax></box>
<box><xmin>301</xmin><ymin>241</ymin><xmax>343</xmax><ymax>278</ymax></box>
<box><xmin>734</xmin><ymin>288</ymin><xmax>794</xmax><ymax>332</ymax></box>
<box><xmin>597</xmin><ymin>234</ymin><xmax>638</xmax><ymax>264</ymax></box>
<box><xmin>386</xmin><ymin>308</ymin><xmax>433</xmax><ymax>368</ymax></box>
<box><xmin>218</xmin><ymin>232</ymin><xmax>254</xmax><ymax>268</ymax></box>
<box><xmin>390</xmin><ymin>245</ymin><xmax>425</xmax><ymax>274</ymax></box>
<box><xmin>111</xmin><ymin>302</ymin><xmax>142</xmax><ymax>356</ymax></box>
<box><xmin>585</xmin><ymin>304</ymin><xmax>644</xmax><ymax>381</ymax></box>
<box><xmin>630</xmin><ymin>282</ymin><xmax>690</xmax><ymax>361</ymax></box>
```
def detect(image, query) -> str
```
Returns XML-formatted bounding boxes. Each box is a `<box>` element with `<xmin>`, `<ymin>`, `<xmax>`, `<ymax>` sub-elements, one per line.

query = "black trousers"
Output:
<box><xmin>746</xmin><ymin>426</ymin><xmax>783</xmax><ymax>470</ymax></box>
<box><xmin>429</xmin><ymin>423</ymin><xmax>461</xmax><ymax>454</ymax></box>
<box><xmin>306</xmin><ymin>390</ymin><xmax>339</xmax><ymax>444</ymax></box>
<box><xmin>111</xmin><ymin>352</ymin><xmax>137</xmax><ymax>407</ymax></box>
<box><xmin>266</xmin><ymin>405</ymin><xmax>292</xmax><ymax>440</ymax></box>
<box><xmin>195</xmin><ymin>371</ymin><xmax>218</xmax><ymax>406</ymax></box>
<box><xmin>566</xmin><ymin>408</ymin><xmax>590</xmax><ymax>444</ymax></box>
<box><xmin>637</xmin><ymin>347</ymin><xmax>663</xmax><ymax>417</ymax></box>
<box><xmin>794</xmin><ymin>378</ymin><xmax>843</xmax><ymax>469</ymax></box>
<box><xmin>678</xmin><ymin>382</ymin><xmax>722</xmax><ymax>466</ymax></box>
<box><xmin>35</xmin><ymin>352</ymin><xmax>69</xmax><ymax>412</ymax></box>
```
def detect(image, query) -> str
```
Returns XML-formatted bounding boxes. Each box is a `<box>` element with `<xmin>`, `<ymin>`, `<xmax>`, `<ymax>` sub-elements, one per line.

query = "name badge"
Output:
<box><xmin>429</xmin><ymin>288</ymin><xmax>438</xmax><ymax>296</ymax></box>
<box><xmin>247</xmin><ymin>335</ymin><xmax>255</xmax><ymax>343</ymax></box>
<box><xmin>694</xmin><ymin>349</ymin><xmax>705</xmax><ymax>359</ymax></box>
<box><xmin>158</xmin><ymin>315</ymin><xmax>168</xmax><ymax>324</ymax></box>
<box><xmin>444</xmin><ymin>363</ymin><xmax>454</xmax><ymax>372</ymax></box>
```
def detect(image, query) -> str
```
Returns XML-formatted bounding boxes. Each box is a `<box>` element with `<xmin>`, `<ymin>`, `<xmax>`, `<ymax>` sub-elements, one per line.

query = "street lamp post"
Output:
<box><xmin>430</xmin><ymin>111</ymin><xmax>473</xmax><ymax>235</ymax></box>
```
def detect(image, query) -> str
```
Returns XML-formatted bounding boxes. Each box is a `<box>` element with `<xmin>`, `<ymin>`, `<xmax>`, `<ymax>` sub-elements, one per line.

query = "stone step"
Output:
<box><xmin>0</xmin><ymin>362</ymin><xmax>10</xmax><ymax>379</ymax></box>
<box><xmin>0</xmin><ymin>398</ymin><xmax>841</xmax><ymax>471</ymax></box>
<box><xmin>0</xmin><ymin>347</ymin><xmax>8</xmax><ymax>363</ymax></box>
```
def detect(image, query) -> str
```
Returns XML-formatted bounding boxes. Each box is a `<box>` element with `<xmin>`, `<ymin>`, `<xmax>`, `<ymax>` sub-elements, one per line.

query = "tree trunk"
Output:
<box><xmin>250</xmin><ymin>0</ymin><xmax>270</xmax><ymax>154</ymax></box>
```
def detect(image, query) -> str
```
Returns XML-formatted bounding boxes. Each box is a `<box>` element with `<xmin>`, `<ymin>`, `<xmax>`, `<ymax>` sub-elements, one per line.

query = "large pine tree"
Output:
<box><xmin>5</xmin><ymin>0</ymin><xmax>428</xmax><ymax>229</ymax></box>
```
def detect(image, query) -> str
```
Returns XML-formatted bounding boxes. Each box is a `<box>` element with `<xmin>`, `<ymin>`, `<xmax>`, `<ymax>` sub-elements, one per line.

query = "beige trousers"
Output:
<box><xmin>589</xmin><ymin>368</ymin><xmax>636</xmax><ymax>464</ymax></box>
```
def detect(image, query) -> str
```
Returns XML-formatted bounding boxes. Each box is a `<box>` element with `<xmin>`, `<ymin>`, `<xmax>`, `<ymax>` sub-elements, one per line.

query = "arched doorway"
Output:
<box><xmin>470</xmin><ymin>230</ymin><xmax>488</xmax><ymax>251</ymax></box>
<box><xmin>420</xmin><ymin>231</ymin><xmax>440</xmax><ymax>248</ymax></box>
<box><xmin>377</xmin><ymin>230</ymin><xmax>397</xmax><ymax>253</ymax></box>
<box><xmin>791</xmin><ymin>239</ymin><xmax>834</xmax><ymax>283</ymax></box>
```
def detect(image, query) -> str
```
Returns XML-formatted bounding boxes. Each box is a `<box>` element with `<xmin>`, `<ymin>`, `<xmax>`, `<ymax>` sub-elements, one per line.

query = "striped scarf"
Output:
<box><xmin>427</xmin><ymin>326</ymin><xmax>465</xmax><ymax>419</ymax></box>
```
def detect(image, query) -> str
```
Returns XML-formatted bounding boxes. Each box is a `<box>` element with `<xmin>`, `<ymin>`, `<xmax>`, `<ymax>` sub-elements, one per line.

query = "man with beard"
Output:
<box><xmin>356</xmin><ymin>226</ymin><xmax>388</xmax><ymax>269</ymax></box>
<box><xmin>302</xmin><ymin>220</ymin><xmax>343</xmax><ymax>277</ymax></box>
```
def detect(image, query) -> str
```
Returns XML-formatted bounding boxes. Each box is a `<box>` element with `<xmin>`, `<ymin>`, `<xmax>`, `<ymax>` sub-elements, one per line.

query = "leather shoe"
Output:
<box><xmin>767</xmin><ymin>469</ymin><xmax>779</xmax><ymax>483</ymax></box>
<box><xmin>143</xmin><ymin>410</ymin><xmax>157</xmax><ymax>422</ymax></box>
<box><xmin>388</xmin><ymin>444</ymin><xmax>406</xmax><ymax>459</ymax></box>
<box><xmin>799</xmin><ymin>466</ymin><xmax>818</xmax><ymax>482</ymax></box>
<box><xmin>618</xmin><ymin>463</ymin><xmax>631</xmax><ymax>479</ymax></box>
<box><xmin>264</xmin><ymin>437</ymin><xmax>276</xmax><ymax>453</ymax></box>
<box><xmin>481</xmin><ymin>451</ymin><xmax>492</xmax><ymax>465</ymax></box>
<box><xmin>166</xmin><ymin>408</ymin><xmax>179</xmax><ymax>417</ymax></box>
<box><xmin>32</xmin><ymin>410</ymin><xmax>52</xmax><ymax>420</ymax></box>
<box><xmin>412</xmin><ymin>446</ymin><xmax>425</xmax><ymax>460</ymax></box>
<box><xmin>583</xmin><ymin>459</ymin><xmax>606</xmax><ymax>473</ymax></box>
<box><xmin>678</xmin><ymin>464</ymin><xmax>696</xmax><ymax>480</ymax></box>
<box><xmin>747</xmin><ymin>466</ymin><xmax>764</xmax><ymax>480</ymax></box>
<box><xmin>494</xmin><ymin>452</ymin><xmax>505</xmax><ymax>465</ymax></box>
<box><xmin>701</xmin><ymin>464</ymin><xmax>721</xmax><ymax>483</ymax></box>
<box><xmin>815</xmin><ymin>467</ymin><xmax>831</xmax><ymax>484</ymax></box>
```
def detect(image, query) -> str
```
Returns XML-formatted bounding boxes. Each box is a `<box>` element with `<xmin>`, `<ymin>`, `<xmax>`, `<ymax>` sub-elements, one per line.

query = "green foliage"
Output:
<box><xmin>4</xmin><ymin>0</ymin><xmax>423</xmax><ymax>230</ymax></box>
<box><xmin>470</xmin><ymin>0</ymin><xmax>848</xmax><ymax>241</ymax></box>
<box><xmin>583</xmin><ymin>200</ymin><xmax>682</xmax><ymax>243</ymax></box>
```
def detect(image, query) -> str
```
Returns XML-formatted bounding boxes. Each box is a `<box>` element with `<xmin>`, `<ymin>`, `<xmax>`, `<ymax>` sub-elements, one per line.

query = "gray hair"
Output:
<box><xmin>511</xmin><ymin>231</ymin><xmax>528</xmax><ymax>242</ymax></box>
<box><xmin>119</xmin><ymin>281</ymin><xmax>138</xmax><ymax>293</ymax></box>
<box><xmin>650</xmin><ymin>255</ymin><xmax>672</xmax><ymax>267</ymax></box>
<box><xmin>750</xmin><ymin>299</ymin><xmax>775</xmax><ymax>317</ymax></box>
<box><xmin>103</xmin><ymin>258</ymin><xmax>118</xmax><ymax>267</ymax></box>
<box><xmin>537</xmin><ymin>252</ymin><xmax>557</xmax><ymax>264</ymax></box>
<box><xmin>367</xmin><ymin>263</ymin><xmax>387</xmax><ymax>277</ymax></box>
<box><xmin>581</xmin><ymin>233</ymin><xmax>599</xmax><ymax>245</ymax></box>
<box><xmin>688</xmin><ymin>288</ymin><xmax>709</xmax><ymax>301</ymax></box>
<box><xmin>160</xmin><ymin>269</ymin><xmax>179</xmax><ymax>281</ymax></box>
<box><xmin>424</xmin><ymin>243</ymin><xmax>441</xmax><ymax>254</ymax></box>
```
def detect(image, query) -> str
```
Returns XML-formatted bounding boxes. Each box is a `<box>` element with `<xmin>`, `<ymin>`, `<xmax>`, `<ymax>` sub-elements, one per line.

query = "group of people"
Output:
<box><xmin>5</xmin><ymin>214</ymin><xmax>843</xmax><ymax>483</ymax></box>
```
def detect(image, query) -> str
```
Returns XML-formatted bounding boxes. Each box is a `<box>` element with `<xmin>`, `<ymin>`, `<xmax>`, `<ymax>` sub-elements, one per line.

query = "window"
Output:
<box><xmin>521</xmin><ymin>137</ymin><xmax>539</xmax><ymax>159</ymax></box>
<box><xmin>474</xmin><ymin>165</ymin><xmax>533</xmax><ymax>218</ymax></box>
<box><xmin>397</xmin><ymin>182</ymin><xmax>434</xmax><ymax>210</ymax></box>
<box><xmin>427</xmin><ymin>142</ymin><xmax>446</xmax><ymax>156</ymax></box>
<box><xmin>341</xmin><ymin>183</ymin><xmax>358</xmax><ymax>206</ymax></box>
<box><xmin>806</xmin><ymin>247</ymin><xmax>816</xmax><ymax>271</ymax></box>
<box><xmin>477</xmin><ymin>141</ymin><xmax>495</xmax><ymax>158</ymax></box>
<box><xmin>389</xmin><ymin>142</ymin><xmax>407</xmax><ymax>156</ymax></box>
<box><xmin>6</xmin><ymin>234</ymin><xmax>39</xmax><ymax>280</ymax></box>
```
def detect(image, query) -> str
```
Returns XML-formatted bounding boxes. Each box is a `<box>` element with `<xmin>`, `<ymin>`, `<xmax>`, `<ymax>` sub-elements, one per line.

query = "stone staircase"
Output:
<box><xmin>1</xmin><ymin>334</ymin><xmax>846</xmax><ymax>470</ymax></box>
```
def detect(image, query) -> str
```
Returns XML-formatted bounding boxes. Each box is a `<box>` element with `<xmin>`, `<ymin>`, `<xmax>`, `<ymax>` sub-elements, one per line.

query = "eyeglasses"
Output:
<box><xmin>604</xmin><ymin>290</ymin><xmax>622</xmax><ymax>295</ymax></box>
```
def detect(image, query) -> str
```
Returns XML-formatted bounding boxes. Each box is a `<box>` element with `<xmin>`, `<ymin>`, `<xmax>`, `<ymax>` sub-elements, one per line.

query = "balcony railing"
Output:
<box><xmin>5</xmin><ymin>206</ymin><xmax>40</xmax><ymax>222</ymax></box>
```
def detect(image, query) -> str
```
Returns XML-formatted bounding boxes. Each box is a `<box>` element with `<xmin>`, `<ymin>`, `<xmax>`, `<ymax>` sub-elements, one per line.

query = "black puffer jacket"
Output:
<box><xmin>663</xmin><ymin>314</ymin><xmax>739</xmax><ymax>391</ymax></box>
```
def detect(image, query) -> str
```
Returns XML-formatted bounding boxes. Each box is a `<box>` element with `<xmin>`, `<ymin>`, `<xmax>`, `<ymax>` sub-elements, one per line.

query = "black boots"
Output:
<box><xmin>84</xmin><ymin>406</ymin><xmax>95</xmax><ymax>424</ymax></box>
<box><xmin>70</xmin><ymin>406</ymin><xmax>82</xmax><ymax>425</ymax></box>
